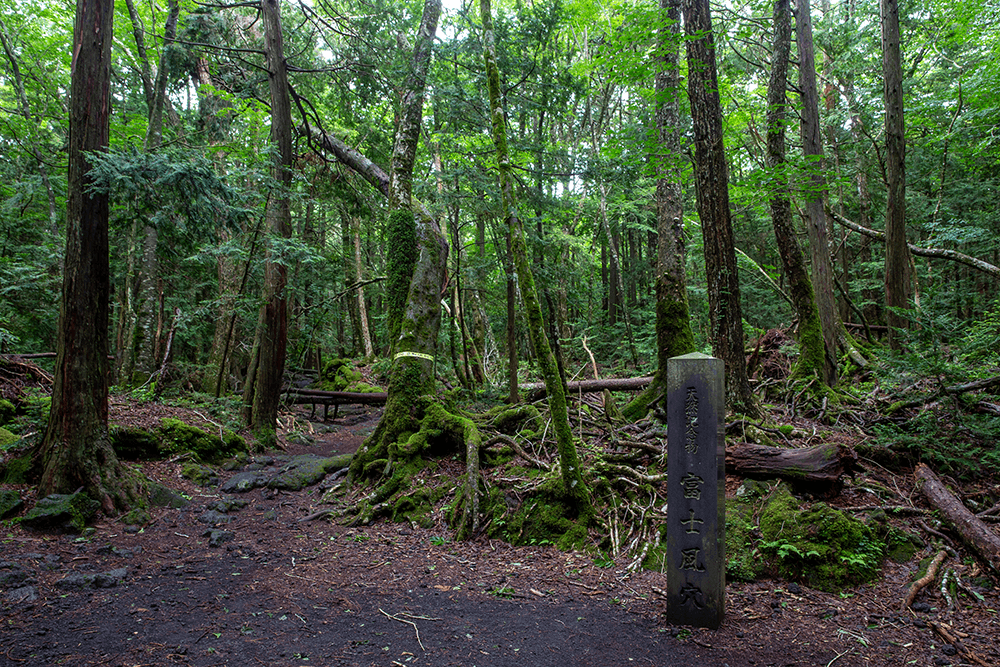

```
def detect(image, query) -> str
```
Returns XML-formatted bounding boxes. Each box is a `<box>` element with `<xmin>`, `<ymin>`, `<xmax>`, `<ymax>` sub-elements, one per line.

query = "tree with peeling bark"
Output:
<box><xmin>624</xmin><ymin>0</ymin><xmax>695</xmax><ymax>420</ymax></box>
<box><xmin>682</xmin><ymin>0</ymin><xmax>758</xmax><ymax>417</ymax></box>
<box><xmin>33</xmin><ymin>0</ymin><xmax>141</xmax><ymax>513</ymax></box>
<box><xmin>479</xmin><ymin>0</ymin><xmax>590</xmax><ymax>513</ymax></box>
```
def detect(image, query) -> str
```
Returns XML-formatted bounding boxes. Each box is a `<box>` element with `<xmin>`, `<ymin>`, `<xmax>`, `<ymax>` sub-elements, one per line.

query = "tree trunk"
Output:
<box><xmin>248</xmin><ymin>0</ymin><xmax>294</xmax><ymax>448</ymax></box>
<box><xmin>480</xmin><ymin>0</ymin><xmax>589</xmax><ymax>509</ymax></box>
<box><xmin>624</xmin><ymin>0</ymin><xmax>695</xmax><ymax>420</ymax></box>
<box><xmin>36</xmin><ymin>0</ymin><xmax>139</xmax><ymax>514</ymax></box>
<box><xmin>793</xmin><ymin>0</ymin><xmax>839</xmax><ymax>385</ymax></box>
<box><xmin>682</xmin><ymin>0</ymin><xmax>758</xmax><ymax>416</ymax></box>
<box><xmin>767</xmin><ymin>0</ymin><xmax>827</xmax><ymax>383</ymax></box>
<box><xmin>882</xmin><ymin>0</ymin><xmax>912</xmax><ymax>347</ymax></box>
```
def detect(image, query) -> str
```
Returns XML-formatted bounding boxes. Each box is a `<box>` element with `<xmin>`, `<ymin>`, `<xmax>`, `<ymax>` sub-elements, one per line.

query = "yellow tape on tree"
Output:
<box><xmin>393</xmin><ymin>351</ymin><xmax>435</xmax><ymax>362</ymax></box>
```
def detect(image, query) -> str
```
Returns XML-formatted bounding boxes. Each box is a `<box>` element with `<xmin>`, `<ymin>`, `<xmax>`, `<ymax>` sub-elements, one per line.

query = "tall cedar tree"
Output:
<box><xmin>624</xmin><ymin>0</ymin><xmax>696</xmax><ymax>420</ymax></box>
<box><xmin>682</xmin><ymin>0</ymin><xmax>758</xmax><ymax>416</ymax></box>
<box><xmin>35</xmin><ymin>0</ymin><xmax>141</xmax><ymax>512</ymax></box>
<box><xmin>480</xmin><ymin>0</ymin><xmax>590</xmax><ymax>510</ymax></box>
<box><xmin>244</xmin><ymin>0</ymin><xmax>294</xmax><ymax>447</ymax></box>
<box><xmin>881</xmin><ymin>0</ymin><xmax>912</xmax><ymax>346</ymax></box>
<box><xmin>794</xmin><ymin>0</ymin><xmax>839</xmax><ymax>384</ymax></box>
<box><xmin>766</xmin><ymin>0</ymin><xmax>828</xmax><ymax>382</ymax></box>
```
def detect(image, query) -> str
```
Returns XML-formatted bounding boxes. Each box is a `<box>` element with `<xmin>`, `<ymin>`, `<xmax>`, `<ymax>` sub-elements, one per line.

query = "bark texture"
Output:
<box><xmin>727</xmin><ymin>442</ymin><xmax>857</xmax><ymax>492</ymax></box>
<box><xmin>247</xmin><ymin>0</ymin><xmax>294</xmax><ymax>448</ymax></box>
<box><xmin>794</xmin><ymin>0</ymin><xmax>839</xmax><ymax>384</ymax></box>
<box><xmin>37</xmin><ymin>0</ymin><xmax>139</xmax><ymax>513</ymax></box>
<box><xmin>915</xmin><ymin>463</ymin><xmax>1000</xmax><ymax>577</ymax></box>
<box><xmin>881</xmin><ymin>0</ymin><xmax>912</xmax><ymax>347</ymax></box>
<box><xmin>767</xmin><ymin>0</ymin><xmax>827</xmax><ymax>383</ymax></box>
<box><xmin>682</xmin><ymin>0</ymin><xmax>758</xmax><ymax>416</ymax></box>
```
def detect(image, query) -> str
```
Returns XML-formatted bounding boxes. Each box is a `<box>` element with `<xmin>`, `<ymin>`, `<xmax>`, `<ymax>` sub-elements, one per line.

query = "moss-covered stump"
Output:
<box><xmin>21</xmin><ymin>491</ymin><xmax>101</xmax><ymax>533</ymax></box>
<box><xmin>110</xmin><ymin>426</ymin><xmax>161</xmax><ymax>460</ymax></box>
<box><xmin>156</xmin><ymin>418</ymin><xmax>245</xmax><ymax>464</ymax></box>
<box><xmin>320</xmin><ymin>358</ymin><xmax>373</xmax><ymax>392</ymax></box>
<box><xmin>0</xmin><ymin>489</ymin><xmax>23</xmax><ymax>519</ymax></box>
<box><xmin>758</xmin><ymin>485</ymin><xmax>884</xmax><ymax>591</ymax></box>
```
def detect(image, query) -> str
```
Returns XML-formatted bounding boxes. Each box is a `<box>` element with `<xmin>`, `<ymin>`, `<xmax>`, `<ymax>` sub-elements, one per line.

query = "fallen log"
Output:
<box><xmin>726</xmin><ymin>442</ymin><xmax>858</xmax><ymax>494</ymax></box>
<box><xmin>521</xmin><ymin>376</ymin><xmax>653</xmax><ymax>402</ymax></box>
<box><xmin>283</xmin><ymin>389</ymin><xmax>387</xmax><ymax>420</ymax></box>
<box><xmin>915</xmin><ymin>463</ymin><xmax>1000</xmax><ymax>578</ymax></box>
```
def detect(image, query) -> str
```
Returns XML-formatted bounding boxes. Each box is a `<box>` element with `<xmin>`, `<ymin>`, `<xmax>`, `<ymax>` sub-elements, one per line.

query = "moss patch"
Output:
<box><xmin>156</xmin><ymin>418</ymin><xmax>245</xmax><ymax>464</ymax></box>
<box><xmin>758</xmin><ymin>485</ymin><xmax>884</xmax><ymax>592</ymax></box>
<box><xmin>21</xmin><ymin>491</ymin><xmax>101</xmax><ymax>533</ymax></box>
<box><xmin>0</xmin><ymin>398</ymin><xmax>15</xmax><ymax>424</ymax></box>
<box><xmin>0</xmin><ymin>426</ymin><xmax>19</xmax><ymax>449</ymax></box>
<box><xmin>181</xmin><ymin>463</ymin><xmax>219</xmax><ymax>487</ymax></box>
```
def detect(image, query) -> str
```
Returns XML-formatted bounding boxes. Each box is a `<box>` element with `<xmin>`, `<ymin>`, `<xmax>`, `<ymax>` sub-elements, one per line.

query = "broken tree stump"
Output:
<box><xmin>915</xmin><ymin>463</ymin><xmax>1000</xmax><ymax>578</ymax></box>
<box><xmin>726</xmin><ymin>442</ymin><xmax>858</xmax><ymax>493</ymax></box>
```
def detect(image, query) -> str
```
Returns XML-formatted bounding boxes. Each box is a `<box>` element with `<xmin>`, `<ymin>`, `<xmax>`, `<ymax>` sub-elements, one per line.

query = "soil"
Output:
<box><xmin>2</xmin><ymin>402</ymin><xmax>1000</xmax><ymax>667</ymax></box>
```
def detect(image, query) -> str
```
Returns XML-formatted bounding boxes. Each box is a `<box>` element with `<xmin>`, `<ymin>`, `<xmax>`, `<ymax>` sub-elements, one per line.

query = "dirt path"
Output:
<box><xmin>2</xmin><ymin>404</ymin><xmax>999</xmax><ymax>667</ymax></box>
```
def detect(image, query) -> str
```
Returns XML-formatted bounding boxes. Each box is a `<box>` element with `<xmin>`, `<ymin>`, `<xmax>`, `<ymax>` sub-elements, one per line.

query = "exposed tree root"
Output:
<box><xmin>902</xmin><ymin>549</ymin><xmax>947</xmax><ymax>610</ymax></box>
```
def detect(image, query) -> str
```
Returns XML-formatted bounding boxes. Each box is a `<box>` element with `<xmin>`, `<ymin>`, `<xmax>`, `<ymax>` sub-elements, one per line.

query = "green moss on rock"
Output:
<box><xmin>0</xmin><ymin>489</ymin><xmax>23</xmax><ymax>519</ymax></box>
<box><xmin>0</xmin><ymin>398</ymin><xmax>15</xmax><ymax>424</ymax></box>
<box><xmin>758</xmin><ymin>486</ymin><xmax>883</xmax><ymax>591</ymax></box>
<box><xmin>22</xmin><ymin>491</ymin><xmax>101</xmax><ymax>533</ymax></box>
<box><xmin>0</xmin><ymin>426</ymin><xmax>19</xmax><ymax>449</ymax></box>
<box><xmin>156</xmin><ymin>418</ymin><xmax>245</xmax><ymax>464</ymax></box>
<box><xmin>181</xmin><ymin>463</ymin><xmax>219</xmax><ymax>487</ymax></box>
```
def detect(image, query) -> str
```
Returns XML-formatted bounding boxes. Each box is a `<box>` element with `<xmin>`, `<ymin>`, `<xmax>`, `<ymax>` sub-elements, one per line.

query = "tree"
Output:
<box><xmin>479</xmin><ymin>0</ymin><xmax>590</xmax><ymax>511</ymax></box>
<box><xmin>881</xmin><ymin>0</ymin><xmax>912</xmax><ymax>347</ymax></box>
<box><xmin>243</xmin><ymin>0</ymin><xmax>295</xmax><ymax>448</ymax></box>
<box><xmin>624</xmin><ymin>0</ymin><xmax>695</xmax><ymax>420</ymax></box>
<box><xmin>34</xmin><ymin>0</ymin><xmax>140</xmax><ymax>513</ymax></box>
<box><xmin>766</xmin><ymin>0</ymin><xmax>827</xmax><ymax>383</ymax></box>
<box><xmin>682</xmin><ymin>0</ymin><xmax>757</xmax><ymax>416</ymax></box>
<box><xmin>793</xmin><ymin>0</ymin><xmax>839</xmax><ymax>384</ymax></box>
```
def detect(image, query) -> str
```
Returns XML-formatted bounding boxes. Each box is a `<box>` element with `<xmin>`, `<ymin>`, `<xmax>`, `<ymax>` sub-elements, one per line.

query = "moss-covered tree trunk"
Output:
<box><xmin>683</xmin><ymin>0</ymin><xmax>759</xmax><ymax>417</ymax></box>
<box><xmin>36</xmin><ymin>0</ymin><xmax>140</xmax><ymax>514</ymax></box>
<box><xmin>348</xmin><ymin>0</ymin><xmax>444</xmax><ymax>478</ymax></box>
<box><xmin>794</xmin><ymin>0</ymin><xmax>839</xmax><ymax>384</ymax></box>
<box><xmin>624</xmin><ymin>0</ymin><xmax>695</xmax><ymax>420</ymax></box>
<box><xmin>480</xmin><ymin>0</ymin><xmax>589</xmax><ymax>510</ymax></box>
<box><xmin>767</xmin><ymin>0</ymin><xmax>828</xmax><ymax>383</ymax></box>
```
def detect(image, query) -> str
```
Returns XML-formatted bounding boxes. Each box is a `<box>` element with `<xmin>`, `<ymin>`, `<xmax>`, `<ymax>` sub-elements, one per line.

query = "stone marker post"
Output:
<box><xmin>666</xmin><ymin>352</ymin><xmax>725</xmax><ymax>629</ymax></box>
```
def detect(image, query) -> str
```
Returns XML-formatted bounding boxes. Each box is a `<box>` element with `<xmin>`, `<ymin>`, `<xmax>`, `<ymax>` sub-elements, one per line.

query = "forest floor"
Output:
<box><xmin>2</xmin><ymin>398</ymin><xmax>1000</xmax><ymax>667</ymax></box>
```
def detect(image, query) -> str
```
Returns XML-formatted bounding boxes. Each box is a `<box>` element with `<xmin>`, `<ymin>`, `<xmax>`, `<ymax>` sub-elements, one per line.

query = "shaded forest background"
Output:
<box><xmin>2</xmin><ymin>0</ymin><xmax>999</xmax><ymax>470</ymax></box>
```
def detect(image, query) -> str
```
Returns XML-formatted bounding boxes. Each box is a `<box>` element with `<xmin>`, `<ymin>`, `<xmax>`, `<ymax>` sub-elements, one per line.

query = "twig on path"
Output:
<box><xmin>380</xmin><ymin>608</ymin><xmax>439</xmax><ymax>651</ymax></box>
<box><xmin>825</xmin><ymin>648</ymin><xmax>851</xmax><ymax>667</ymax></box>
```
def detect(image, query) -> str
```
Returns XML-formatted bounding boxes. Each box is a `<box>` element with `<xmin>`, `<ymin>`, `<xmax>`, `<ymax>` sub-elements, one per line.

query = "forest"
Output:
<box><xmin>1</xmin><ymin>0</ymin><xmax>1000</xmax><ymax>660</ymax></box>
